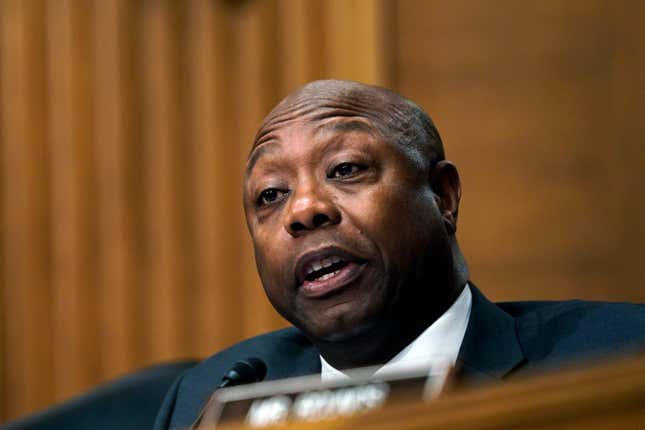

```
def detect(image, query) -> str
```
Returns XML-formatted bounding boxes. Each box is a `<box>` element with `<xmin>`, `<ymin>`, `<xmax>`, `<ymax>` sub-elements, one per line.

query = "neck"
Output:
<box><xmin>315</xmin><ymin>282</ymin><xmax>466</xmax><ymax>370</ymax></box>
<box><xmin>316</xmin><ymin>242</ymin><xmax>470</xmax><ymax>370</ymax></box>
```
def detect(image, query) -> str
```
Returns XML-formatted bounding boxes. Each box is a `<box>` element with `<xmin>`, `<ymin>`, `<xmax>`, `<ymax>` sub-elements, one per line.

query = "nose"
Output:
<box><xmin>284</xmin><ymin>183</ymin><xmax>341</xmax><ymax>237</ymax></box>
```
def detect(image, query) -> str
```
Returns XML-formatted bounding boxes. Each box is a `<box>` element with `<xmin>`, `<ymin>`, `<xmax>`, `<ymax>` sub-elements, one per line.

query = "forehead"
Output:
<box><xmin>246</xmin><ymin>82</ymin><xmax>433</xmax><ymax>177</ymax></box>
<box><xmin>246</xmin><ymin>115</ymin><xmax>380</xmax><ymax>173</ymax></box>
<box><xmin>256</xmin><ymin>94</ymin><xmax>386</xmax><ymax>139</ymax></box>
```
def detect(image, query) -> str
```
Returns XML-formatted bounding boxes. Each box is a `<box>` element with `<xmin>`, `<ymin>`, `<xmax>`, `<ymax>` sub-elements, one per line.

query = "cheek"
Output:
<box><xmin>252</xmin><ymin>230</ymin><xmax>285</xmax><ymax>283</ymax></box>
<box><xmin>252</xmin><ymin>229</ymin><xmax>298</xmax><ymax>308</ymax></box>
<box><xmin>347</xmin><ymin>183</ymin><xmax>438</xmax><ymax>261</ymax></box>
<box><xmin>253</xmin><ymin>241</ymin><xmax>292</xmax><ymax>315</ymax></box>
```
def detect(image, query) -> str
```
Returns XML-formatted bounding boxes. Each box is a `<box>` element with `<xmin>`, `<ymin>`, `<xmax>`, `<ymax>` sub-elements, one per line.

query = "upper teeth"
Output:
<box><xmin>306</xmin><ymin>255</ymin><xmax>342</xmax><ymax>276</ymax></box>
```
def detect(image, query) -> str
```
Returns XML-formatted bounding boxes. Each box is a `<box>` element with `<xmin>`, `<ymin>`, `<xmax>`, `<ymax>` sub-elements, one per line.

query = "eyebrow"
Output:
<box><xmin>246</xmin><ymin>143</ymin><xmax>280</xmax><ymax>176</ymax></box>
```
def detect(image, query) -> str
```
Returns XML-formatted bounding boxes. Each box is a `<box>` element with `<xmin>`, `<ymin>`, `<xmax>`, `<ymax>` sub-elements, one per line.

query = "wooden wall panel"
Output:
<box><xmin>325</xmin><ymin>0</ymin><xmax>390</xmax><ymax>84</ymax></box>
<box><xmin>606</xmin><ymin>3</ymin><xmax>645</xmax><ymax>305</ymax></box>
<box><xmin>92</xmin><ymin>0</ymin><xmax>143</xmax><ymax>380</ymax></box>
<box><xmin>393</xmin><ymin>0</ymin><xmax>645</xmax><ymax>302</ymax></box>
<box><xmin>46</xmin><ymin>0</ymin><xmax>98</xmax><ymax>401</ymax></box>
<box><xmin>184</xmin><ymin>0</ymin><xmax>244</xmax><ymax>358</ymax></box>
<box><xmin>0</xmin><ymin>3</ymin><xmax>5</xmax><ymax>422</ymax></box>
<box><xmin>0</xmin><ymin>0</ymin><xmax>53</xmax><ymax>417</ymax></box>
<box><xmin>140</xmin><ymin>0</ymin><xmax>189</xmax><ymax>362</ymax></box>
<box><xmin>277</xmin><ymin>0</ymin><xmax>324</xmax><ymax>89</ymax></box>
<box><xmin>0</xmin><ymin>0</ymin><xmax>388</xmax><ymax>422</ymax></box>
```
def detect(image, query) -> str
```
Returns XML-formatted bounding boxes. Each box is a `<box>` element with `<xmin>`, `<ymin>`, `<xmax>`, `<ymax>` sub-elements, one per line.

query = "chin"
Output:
<box><xmin>308</xmin><ymin>316</ymin><xmax>380</xmax><ymax>343</ymax></box>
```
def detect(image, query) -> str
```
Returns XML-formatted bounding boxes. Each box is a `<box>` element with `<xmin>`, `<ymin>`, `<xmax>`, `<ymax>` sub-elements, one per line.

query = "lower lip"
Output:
<box><xmin>299</xmin><ymin>262</ymin><xmax>366</xmax><ymax>298</ymax></box>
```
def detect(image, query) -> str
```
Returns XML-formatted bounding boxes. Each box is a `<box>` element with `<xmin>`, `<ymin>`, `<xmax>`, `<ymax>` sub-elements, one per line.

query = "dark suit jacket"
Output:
<box><xmin>154</xmin><ymin>286</ymin><xmax>645</xmax><ymax>430</ymax></box>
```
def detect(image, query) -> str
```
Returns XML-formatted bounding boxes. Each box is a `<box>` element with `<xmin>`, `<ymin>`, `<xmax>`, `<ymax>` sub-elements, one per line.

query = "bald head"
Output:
<box><xmin>253</xmin><ymin>80</ymin><xmax>445</xmax><ymax>172</ymax></box>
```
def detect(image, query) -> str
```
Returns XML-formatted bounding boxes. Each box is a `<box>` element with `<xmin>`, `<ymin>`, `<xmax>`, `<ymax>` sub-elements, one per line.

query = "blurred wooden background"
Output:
<box><xmin>0</xmin><ymin>0</ymin><xmax>642</xmax><ymax>423</ymax></box>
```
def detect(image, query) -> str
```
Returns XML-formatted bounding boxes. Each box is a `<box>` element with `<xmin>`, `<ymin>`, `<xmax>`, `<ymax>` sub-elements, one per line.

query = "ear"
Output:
<box><xmin>429</xmin><ymin>160</ymin><xmax>462</xmax><ymax>235</ymax></box>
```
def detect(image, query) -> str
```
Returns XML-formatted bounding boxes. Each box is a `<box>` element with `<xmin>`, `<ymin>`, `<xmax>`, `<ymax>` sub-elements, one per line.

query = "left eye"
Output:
<box><xmin>329</xmin><ymin>162</ymin><xmax>366</xmax><ymax>178</ymax></box>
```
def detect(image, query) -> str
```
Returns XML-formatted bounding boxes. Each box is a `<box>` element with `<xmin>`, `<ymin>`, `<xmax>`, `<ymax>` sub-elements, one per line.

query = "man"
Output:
<box><xmin>154</xmin><ymin>80</ymin><xmax>645</xmax><ymax>430</ymax></box>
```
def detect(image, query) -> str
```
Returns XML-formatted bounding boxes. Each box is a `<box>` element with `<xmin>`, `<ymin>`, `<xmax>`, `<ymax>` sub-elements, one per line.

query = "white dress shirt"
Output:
<box><xmin>320</xmin><ymin>284</ymin><xmax>472</xmax><ymax>382</ymax></box>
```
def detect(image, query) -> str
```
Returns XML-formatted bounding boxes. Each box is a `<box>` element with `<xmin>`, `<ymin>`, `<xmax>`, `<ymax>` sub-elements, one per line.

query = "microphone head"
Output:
<box><xmin>220</xmin><ymin>357</ymin><xmax>267</xmax><ymax>388</ymax></box>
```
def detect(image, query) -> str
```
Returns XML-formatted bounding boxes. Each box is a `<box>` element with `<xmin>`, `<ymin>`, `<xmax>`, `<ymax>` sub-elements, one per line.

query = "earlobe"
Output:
<box><xmin>429</xmin><ymin>160</ymin><xmax>462</xmax><ymax>234</ymax></box>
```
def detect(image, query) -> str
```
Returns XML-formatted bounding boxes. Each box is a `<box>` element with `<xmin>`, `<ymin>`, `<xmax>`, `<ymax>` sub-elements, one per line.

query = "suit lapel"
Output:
<box><xmin>265</xmin><ymin>331</ymin><xmax>321</xmax><ymax>381</ymax></box>
<box><xmin>456</xmin><ymin>284</ymin><xmax>525</xmax><ymax>382</ymax></box>
<box><xmin>287</xmin><ymin>346</ymin><xmax>322</xmax><ymax>378</ymax></box>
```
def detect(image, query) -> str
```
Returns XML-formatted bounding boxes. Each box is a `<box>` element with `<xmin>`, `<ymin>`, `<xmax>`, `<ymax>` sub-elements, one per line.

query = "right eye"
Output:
<box><xmin>256</xmin><ymin>188</ymin><xmax>287</xmax><ymax>206</ymax></box>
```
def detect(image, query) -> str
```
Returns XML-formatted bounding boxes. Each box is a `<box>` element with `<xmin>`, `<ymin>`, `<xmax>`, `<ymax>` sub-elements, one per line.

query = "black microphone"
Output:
<box><xmin>218</xmin><ymin>357</ymin><xmax>267</xmax><ymax>388</ymax></box>
<box><xmin>190</xmin><ymin>358</ymin><xmax>268</xmax><ymax>429</ymax></box>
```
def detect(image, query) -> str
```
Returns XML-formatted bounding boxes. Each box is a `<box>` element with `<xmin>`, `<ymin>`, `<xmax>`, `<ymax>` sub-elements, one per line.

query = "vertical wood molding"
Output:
<box><xmin>0</xmin><ymin>2</ymin><xmax>5</xmax><ymax>423</ymax></box>
<box><xmin>353</xmin><ymin>0</ymin><xmax>389</xmax><ymax>86</ymax></box>
<box><xmin>0</xmin><ymin>0</ymin><xmax>53</xmax><ymax>417</ymax></box>
<box><xmin>140</xmin><ymin>0</ymin><xmax>188</xmax><ymax>361</ymax></box>
<box><xmin>92</xmin><ymin>0</ymin><xmax>141</xmax><ymax>378</ymax></box>
<box><xmin>323</xmin><ymin>0</ymin><xmax>389</xmax><ymax>86</ymax></box>
<box><xmin>185</xmin><ymin>0</ymin><xmax>244</xmax><ymax>355</ymax></box>
<box><xmin>185</xmin><ymin>0</ymin><xmax>220</xmax><ymax>357</ymax></box>
<box><xmin>277</xmin><ymin>0</ymin><xmax>324</xmax><ymax>90</ymax></box>
<box><xmin>325</xmin><ymin>0</ymin><xmax>356</xmax><ymax>79</ymax></box>
<box><xmin>46</xmin><ymin>0</ymin><xmax>98</xmax><ymax>401</ymax></box>
<box><xmin>606</xmin><ymin>2</ymin><xmax>645</xmax><ymax>292</ymax></box>
<box><xmin>277</xmin><ymin>0</ymin><xmax>310</xmax><ymax>88</ymax></box>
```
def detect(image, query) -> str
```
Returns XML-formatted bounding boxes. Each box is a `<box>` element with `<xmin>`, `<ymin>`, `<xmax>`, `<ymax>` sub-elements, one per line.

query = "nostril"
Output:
<box><xmin>290</xmin><ymin>221</ymin><xmax>306</xmax><ymax>232</ymax></box>
<box><xmin>313</xmin><ymin>214</ymin><xmax>330</xmax><ymax>228</ymax></box>
<box><xmin>287</xmin><ymin>211</ymin><xmax>338</xmax><ymax>235</ymax></box>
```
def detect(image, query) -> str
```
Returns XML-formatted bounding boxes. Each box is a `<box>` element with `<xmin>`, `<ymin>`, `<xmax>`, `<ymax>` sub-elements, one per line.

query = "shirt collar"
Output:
<box><xmin>320</xmin><ymin>284</ymin><xmax>472</xmax><ymax>382</ymax></box>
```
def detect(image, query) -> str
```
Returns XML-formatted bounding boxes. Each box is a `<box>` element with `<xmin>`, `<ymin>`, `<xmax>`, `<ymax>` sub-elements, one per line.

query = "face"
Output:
<box><xmin>244</xmin><ymin>113</ymin><xmax>455</xmax><ymax>343</ymax></box>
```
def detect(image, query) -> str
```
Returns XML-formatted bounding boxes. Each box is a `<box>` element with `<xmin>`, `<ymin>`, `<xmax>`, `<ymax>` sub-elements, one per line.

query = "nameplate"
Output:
<box><xmin>192</xmin><ymin>364</ymin><xmax>451</xmax><ymax>429</ymax></box>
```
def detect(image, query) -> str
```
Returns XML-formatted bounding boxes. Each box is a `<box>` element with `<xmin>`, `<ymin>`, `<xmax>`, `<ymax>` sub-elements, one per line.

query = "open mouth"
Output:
<box><xmin>304</xmin><ymin>257</ymin><xmax>349</xmax><ymax>282</ymax></box>
<box><xmin>295</xmin><ymin>247</ymin><xmax>367</xmax><ymax>297</ymax></box>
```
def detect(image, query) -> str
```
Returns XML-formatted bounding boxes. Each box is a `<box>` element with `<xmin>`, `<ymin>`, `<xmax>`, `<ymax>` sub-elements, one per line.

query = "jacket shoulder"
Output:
<box><xmin>499</xmin><ymin>299</ymin><xmax>645</xmax><ymax>365</ymax></box>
